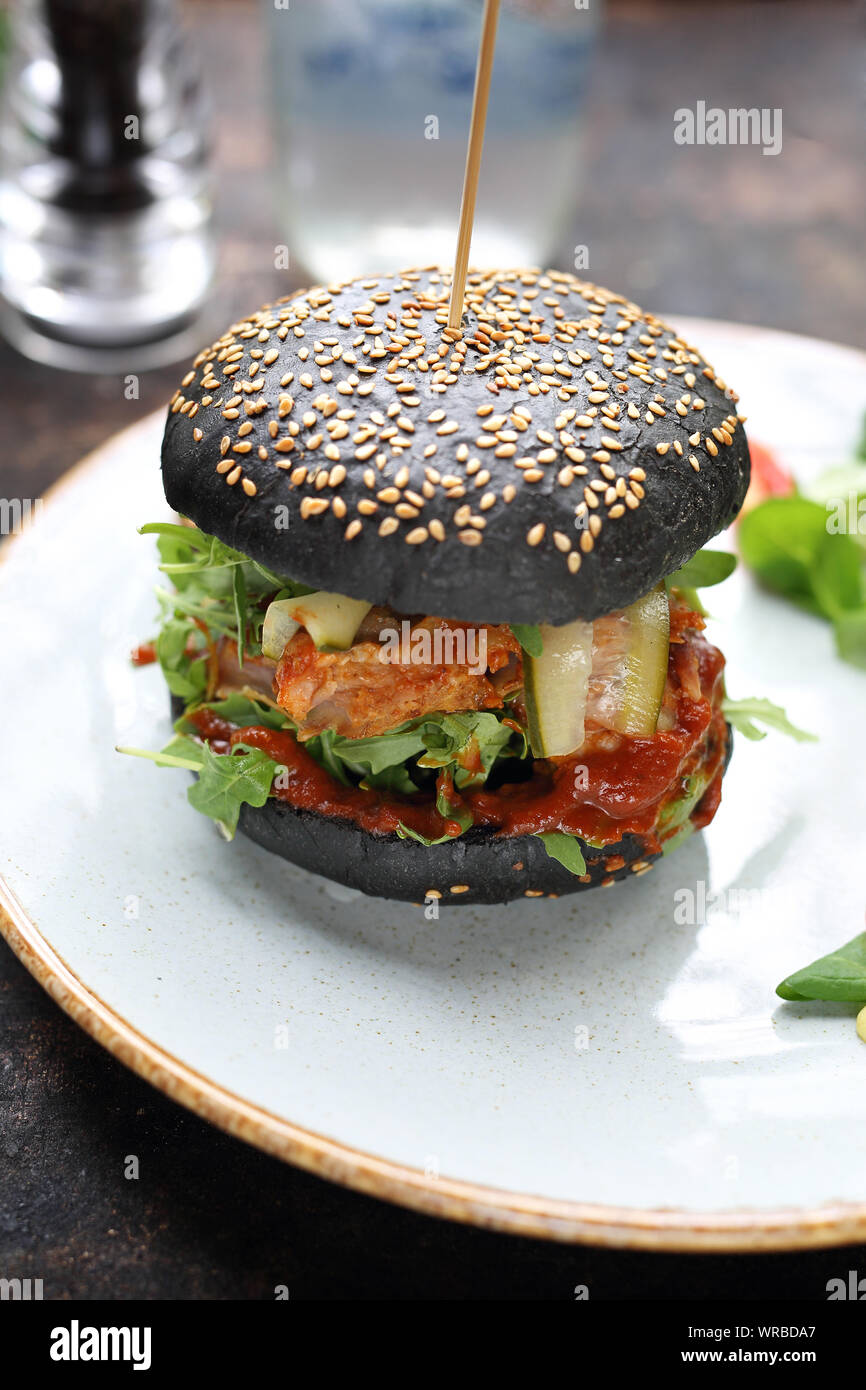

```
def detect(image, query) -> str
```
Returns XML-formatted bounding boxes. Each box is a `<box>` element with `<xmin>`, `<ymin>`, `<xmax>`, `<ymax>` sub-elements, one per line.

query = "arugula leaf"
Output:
<box><xmin>666</xmin><ymin>548</ymin><xmax>737</xmax><ymax>591</ymax></box>
<box><xmin>232</xmin><ymin>562</ymin><xmax>248</xmax><ymax>667</ymax></box>
<box><xmin>777</xmin><ymin>932</ymin><xmax>866</xmax><ymax>1003</ymax></box>
<box><xmin>535</xmin><ymin>831</ymin><xmax>587</xmax><ymax>876</ymax></box>
<box><xmin>658</xmin><ymin>770</ymin><xmax>711</xmax><ymax>834</ymax></box>
<box><xmin>510</xmin><ymin>624</ymin><xmax>544</xmax><ymax>658</ymax></box>
<box><xmin>154</xmin><ymin>586</ymin><xmax>238</xmax><ymax>638</ymax></box>
<box><xmin>118</xmin><ymin>733</ymin><xmax>281</xmax><ymax>837</ymax></box>
<box><xmin>327</xmin><ymin>710</ymin><xmax>525</xmax><ymax>791</ymax></box>
<box><xmin>358</xmin><ymin>763</ymin><xmax>418</xmax><ymax>795</ymax></box>
<box><xmin>141</xmin><ymin>521</ymin><xmax>292</xmax><ymax>594</ymax></box>
<box><xmin>304</xmin><ymin>728</ymin><xmax>353</xmax><ymax>787</ymax></box>
<box><xmin>661</xmin><ymin>820</ymin><xmax>696</xmax><ymax>856</ymax></box>
<box><xmin>155</xmin><ymin>619</ymin><xmax>208</xmax><ymax>700</ymax></box>
<box><xmin>117</xmin><ymin>735</ymin><xmax>205</xmax><ymax>772</ymax></box>
<box><xmin>416</xmin><ymin>711</ymin><xmax>516</xmax><ymax>788</ymax></box>
<box><xmin>396</xmin><ymin>821</ymin><xmax>456</xmax><ymax>846</ymax></box>
<box><xmin>435</xmin><ymin>775</ymin><xmax>473</xmax><ymax>833</ymax></box>
<box><xmin>674</xmin><ymin>585</ymin><xmax>707</xmax><ymax>617</ymax></box>
<box><xmin>187</xmin><ymin>742</ymin><xmax>277</xmax><ymax>836</ymax></box>
<box><xmin>721</xmin><ymin>696</ymin><xmax>817</xmax><ymax>743</ymax></box>
<box><xmin>175</xmin><ymin>693</ymin><xmax>290</xmax><ymax>733</ymax></box>
<box><xmin>143</xmin><ymin>521</ymin><xmax>310</xmax><ymax>671</ymax></box>
<box><xmin>329</xmin><ymin>725</ymin><xmax>429</xmax><ymax>775</ymax></box>
<box><xmin>722</xmin><ymin>700</ymin><xmax>817</xmax><ymax>745</ymax></box>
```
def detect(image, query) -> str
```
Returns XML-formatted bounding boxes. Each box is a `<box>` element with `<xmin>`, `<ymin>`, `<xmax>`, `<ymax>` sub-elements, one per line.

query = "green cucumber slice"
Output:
<box><xmin>587</xmin><ymin>583</ymin><xmax>670</xmax><ymax>737</ymax></box>
<box><xmin>261</xmin><ymin>600</ymin><xmax>300</xmax><ymax>660</ymax></box>
<box><xmin>524</xmin><ymin>618</ymin><xmax>594</xmax><ymax>757</ymax></box>
<box><xmin>264</xmin><ymin>590</ymin><xmax>372</xmax><ymax>654</ymax></box>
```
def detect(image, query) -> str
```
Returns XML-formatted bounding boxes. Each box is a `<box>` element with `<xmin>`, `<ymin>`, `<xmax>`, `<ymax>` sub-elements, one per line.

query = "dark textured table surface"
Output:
<box><xmin>1</xmin><ymin>0</ymin><xmax>864</xmax><ymax>1300</ymax></box>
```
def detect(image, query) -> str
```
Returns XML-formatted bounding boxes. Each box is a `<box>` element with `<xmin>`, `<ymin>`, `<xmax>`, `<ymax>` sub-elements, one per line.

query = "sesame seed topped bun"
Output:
<box><xmin>161</xmin><ymin>267</ymin><xmax>750</xmax><ymax>624</ymax></box>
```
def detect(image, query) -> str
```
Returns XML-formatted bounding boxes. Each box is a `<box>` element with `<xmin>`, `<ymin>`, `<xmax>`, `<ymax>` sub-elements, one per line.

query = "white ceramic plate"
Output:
<box><xmin>3</xmin><ymin>319</ymin><xmax>866</xmax><ymax>1251</ymax></box>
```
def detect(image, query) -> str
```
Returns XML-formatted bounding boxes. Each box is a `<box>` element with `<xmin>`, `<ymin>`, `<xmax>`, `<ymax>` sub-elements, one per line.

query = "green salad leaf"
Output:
<box><xmin>666</xmin><ymin>548</ymin><xmax>738</xmax><ymax>591</ymax></box>
<box><xmin>140</xmin><ymin>520</ymin><xmax>310</xmax><ymax>676</ymax></box>
<box><xmin>739</xmin><ymin>486</ymin><xmax>866</xmax><ymax>670</ymax></box>
<box><xmin>175</xmin><ymin>692</ymin><xmax>291</xmax><ymax>734</ymax></box>
<box><xmin>777</xmin><ymin>932</ymin><xmax>866</xmax><ymax>1003</ymax></box>
<box><xmin>118</xmin><ymin>734</ymin><xmax>205</xmax><ymax>772</ymax></box>
<box><xmin>187</xmin><ymin>741</ymin><xmax>278</xmax><ymax>836</ymax></box>
<box><xmin>833</xmin><ymin>607</ymin><xmax>866</xmax><ymax>671</ymax></box>
<box><xmin>721</xmin><ymin>696</ymin><xmax>817</xmax><ymax>743</ymax></box>
<box><xmin>328</xmin><ymin>725</ymin><xmax>429</xmax><ymax>776</ymax></box>
<box><xmin>395</xmin><ymin>822</ymin><xmax>456</xmax><ymax>847</ymax></box>
<box><xmin>155</xmin><ymin>617</ymin><xmax>208</xmax><ymax>700</ymax></box>
<box><xmin>535</xmin><ymin>831</ymin><xmax>587</xmax><ymax>876</ymax></box>
<box><xmin>510</xmin><ymin>624</ymin><xmax>544</xmax><ymax>658</ymax></box>
<box><xmin>435</xmin><ymin>775</ymin><xmax>473</xmax><ymax>834</ymax></box>
<box><xmin>658</xmin><ymin>771</ymin><xmax>711</xmax><ymax>834</ymax></box>
<box><xmin>117</xmin><ymin>733</ymin><xmax>282</xmax><ymax>838</ymax></box>
<box><xmin>299</xmin><ymin>728</ymin><xmax>350</xmax><ymax>787</ymax></box>
<box><xmin>326</xmin><ymin>709</ymin><xmax>526</xmax><ymax>797</ymax></box>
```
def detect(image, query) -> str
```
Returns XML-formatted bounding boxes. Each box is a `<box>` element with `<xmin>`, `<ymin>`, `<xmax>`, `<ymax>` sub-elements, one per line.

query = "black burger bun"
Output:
<box><xmin>161</xmin><ymin>267</ymin><xmax>750</xmax><ymax>625</ymax></box>
<box><xmin>239</xmin><ymin>798</ymin><xmax>661</xmax><ymax>905</ymax></box>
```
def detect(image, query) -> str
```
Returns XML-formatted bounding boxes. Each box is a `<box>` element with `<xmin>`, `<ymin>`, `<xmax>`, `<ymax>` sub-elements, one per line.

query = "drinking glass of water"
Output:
<box><xmin>265</xmin><ymin>0</ymin><xmax>602</xmax><ymax>284</ymax></box>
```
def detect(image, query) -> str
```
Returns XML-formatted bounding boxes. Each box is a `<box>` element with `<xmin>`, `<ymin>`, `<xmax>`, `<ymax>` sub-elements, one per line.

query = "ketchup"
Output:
<box><xmin>131</xmin><ymin>641</ymin><xmax>157</xmax><ymax>666</ymax></box>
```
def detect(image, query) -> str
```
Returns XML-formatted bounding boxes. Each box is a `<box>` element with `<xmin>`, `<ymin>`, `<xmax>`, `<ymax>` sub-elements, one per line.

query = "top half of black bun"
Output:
<box><xmin>161</xmin><ymin>267</ymin><xmax>750</xmax><ymax>624</ymax></box>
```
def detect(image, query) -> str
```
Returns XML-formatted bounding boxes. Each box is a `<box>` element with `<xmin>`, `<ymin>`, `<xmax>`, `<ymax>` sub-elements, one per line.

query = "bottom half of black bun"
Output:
<box><xmin>238</xmin><ymin>799</ymin><xmax>660</xmax><ymax>906</ymax></box>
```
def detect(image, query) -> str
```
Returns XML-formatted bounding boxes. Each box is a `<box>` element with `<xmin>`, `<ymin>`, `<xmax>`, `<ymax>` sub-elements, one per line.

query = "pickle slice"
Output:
<box><xmin>524</xmin><ymin>618</ymin><xmax>594</xmax><ymax>757</ymax></box>
<box><xmin>263</xmin><ymin>590</ymin><xmax>371</xmax><ymax>656</ymax></box>
<box><xmin>587</xmin><ymin>583</ymin><xmax>670</xmax><ymax>736</ymax></box>
<box><xmin>261</xmin><ymin>600</ymin><xmax>300</xmax><ymax>660</ymax></box>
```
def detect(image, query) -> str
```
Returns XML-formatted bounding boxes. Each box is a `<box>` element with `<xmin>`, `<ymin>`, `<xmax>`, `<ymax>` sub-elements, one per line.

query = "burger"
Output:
<box><xmin>125</xmin><ymin>267</ymin><xmax>752</xmax><ymax>905</ymax></box>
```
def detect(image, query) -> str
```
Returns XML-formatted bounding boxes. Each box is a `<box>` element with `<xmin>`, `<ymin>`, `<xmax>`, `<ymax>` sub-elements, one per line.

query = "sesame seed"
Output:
<box><xmin>300</xmin><ymin>496</ymin><xmax>329</xmax><ymax>518</ymax></box>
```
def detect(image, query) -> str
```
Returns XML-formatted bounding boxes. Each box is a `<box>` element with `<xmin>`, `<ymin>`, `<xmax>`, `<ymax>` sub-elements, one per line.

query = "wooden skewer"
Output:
<box><xmin>447</xmin><ymin>0</ymin><xmax>501</xmax><ymax>331</ymax></box>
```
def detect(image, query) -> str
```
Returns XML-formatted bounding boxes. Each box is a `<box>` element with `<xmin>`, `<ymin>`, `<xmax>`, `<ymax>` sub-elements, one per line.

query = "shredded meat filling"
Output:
<box><xmin>273</xmin><ymin>614</ymin><xmax>522</xmax><ymax>739</ymax></box>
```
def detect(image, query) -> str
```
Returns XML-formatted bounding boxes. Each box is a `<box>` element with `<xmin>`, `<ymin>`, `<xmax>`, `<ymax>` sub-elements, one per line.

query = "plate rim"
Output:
<box><xmin>5</xmin><ymin>877</ymin><xmax>866</xmax><ymax>1252</ymax></box>
<box><xmin>4</xmin><ymin>325</ymin><xmax>866</xmax><ymax>1253</ymax></box>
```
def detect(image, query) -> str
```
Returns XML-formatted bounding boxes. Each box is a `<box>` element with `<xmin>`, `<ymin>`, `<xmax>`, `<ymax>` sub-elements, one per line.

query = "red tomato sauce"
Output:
<box><xmin>131</xmin><ymin>641</ymin><xmax>157</xmax><ymax>666</ymax></box>
<box><xmin>186</xmin><ymin>613</ymin><xmax>729</xmax><ymax>852</ymax></box>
